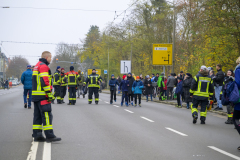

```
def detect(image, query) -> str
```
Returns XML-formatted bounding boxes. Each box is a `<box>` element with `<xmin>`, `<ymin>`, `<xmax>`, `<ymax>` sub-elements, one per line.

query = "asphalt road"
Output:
<box><xmin>1</xmin><ymin>86</ymin><xmax>240</xmax><ymax>160</ymax></box>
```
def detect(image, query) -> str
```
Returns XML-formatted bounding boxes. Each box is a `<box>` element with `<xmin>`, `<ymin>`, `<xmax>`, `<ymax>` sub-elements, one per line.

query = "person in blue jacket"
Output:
<box><xmin>21</xmin><ymin>65</ymin><xmax>33</xmax><ymax>109</ymax></box>
<box><xmin>109</xmin><ymin>74</ymin><xmax>119</xmax><ymax>104</ymax></box>
<box><xmin>132</xmin><ymin>76</ymin><xmax>144</xmax><ymax>107</ymax></box>
<box><xmin>175</xmin><ymin>77</ymin><xmax>183</xmax><ymax>108</ymax></box>
<box><xmin>119</xmin><ymin>75</ymin><xmax>129</xmax><ymax>106</ymax></box>
<box><xmin>233</xmin><ymin>57</ymin><xmax>240</xmax><ymax>150</ymax></box>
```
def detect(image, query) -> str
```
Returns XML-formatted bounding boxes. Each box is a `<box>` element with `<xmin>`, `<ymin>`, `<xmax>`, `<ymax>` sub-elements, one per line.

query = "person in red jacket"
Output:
<box><xmin>32</xmin><ymin>51</ymin><xmax>61</xmax><ymax>142</ymax></box>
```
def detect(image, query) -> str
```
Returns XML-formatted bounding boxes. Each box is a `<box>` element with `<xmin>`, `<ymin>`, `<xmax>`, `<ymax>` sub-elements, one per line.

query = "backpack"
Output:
<box><xmin>226</xmin><ymin>81</ymin><xmax>240</xmax><ymax>103</ymax></box>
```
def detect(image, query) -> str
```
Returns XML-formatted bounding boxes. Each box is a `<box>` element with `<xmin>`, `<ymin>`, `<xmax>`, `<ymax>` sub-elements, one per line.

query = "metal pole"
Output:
<box><xmin>172</xmin><ymin>1</ymin><xmax>175</xmax><ymax>73</ymax></box>
<box><xmin>108</xmin><ymin>47</ymin><xmax>109</xmax><ymax>89</ymax></box>
<box><xmin>130</xmin><ymin>43</ymin><xmax>132</xmax><ymax>72</ymax></box>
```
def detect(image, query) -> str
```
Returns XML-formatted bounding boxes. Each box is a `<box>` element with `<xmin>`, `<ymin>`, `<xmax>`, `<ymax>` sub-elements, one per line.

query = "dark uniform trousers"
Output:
<box><xmin>60</xmin><ymin>86</ymin><xmax>67</xmax><ymax>101</ymax></box>
<box><xmin>53</xmin><ymin>86</ymin><xmax>61</xmax><ymax>103</ymax></box>
<box><xmin>191</xmin><ymin>98</ymin><xmax>208</xmax><ymax>121</ymax></box>
<box><xmin>110</xmin><ymin>88</ymin><xmax>116</xmax><ymax>103</ymax></box>
<box><xmin>88</xmin><ymin>87</ymin><xmax>99</xmax><ymax>102</ymax></box>
<box><xmin>68</xmin><ymin>87</ymin><xmax>76</xmax><ymax>104</ymax></box>
<box><xmin>32</xmin><ymin>101</ymin><xmax>55</xmax><ymax>138</ymax></box>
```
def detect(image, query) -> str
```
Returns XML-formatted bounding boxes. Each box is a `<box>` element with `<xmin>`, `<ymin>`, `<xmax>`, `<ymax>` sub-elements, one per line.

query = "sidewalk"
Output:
<box><xmin>102</xmin><ymin>90</ymin><xmax>228</xmax><ymax>116</ymax></box>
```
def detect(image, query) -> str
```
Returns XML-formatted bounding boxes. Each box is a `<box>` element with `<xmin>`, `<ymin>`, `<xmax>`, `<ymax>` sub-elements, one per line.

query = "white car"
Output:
<box><xmin>12</xmin><ymin>81</ymin><xmax>17</xmax><ymax>86</ymax></box>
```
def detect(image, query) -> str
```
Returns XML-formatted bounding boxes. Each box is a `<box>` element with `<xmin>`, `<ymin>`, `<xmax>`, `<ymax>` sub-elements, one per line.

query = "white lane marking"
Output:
<box><xmin>99</xmin><ymin>99</ymin><xmax>102</xmax><ymax>101</ymax></box>
<box><xmin>208</xmin><ymin>146</ymin><xmax>240</xmax><ymax>160</ymax></box>
<box><xmin>113</xmin><ymin>105</ymin><xmax>119</xmax><ymax>107</ymax></box>
<box><xmin>141</xmin><ymin>116</ymin><xmax>154</xmax><ymax>122</ymax></box>
<box><xmin>104</xmin><ymin>101</ymin><xmax>109</xmax><ymax>103</ymax></box>
<box><xmin>43</xmin><ymin>142</ymin><xmax>51</xmax><ymax>160</ymax></box>
<box><xmin>26</xmin><ymin>139</ymin><xmax>39</xmax><ymax>160</ymax></box>
<box><xmin>165</xmin><ymin>127</ymin><xmax>188</xmax><ymax>136</ymax></box>
<box><xmin>124</xmin><ymin>109</ymin><xmax>134</xmax><ymax>113</ymax></box>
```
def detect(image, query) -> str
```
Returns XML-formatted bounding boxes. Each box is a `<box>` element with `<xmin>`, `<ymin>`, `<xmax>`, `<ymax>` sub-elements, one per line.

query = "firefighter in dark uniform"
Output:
<box><xmin>190</xmin><ymin>65</ymin><xmax>214</xmax><ymax>124</ymax></box>
<box><xmin>52</xmin><ymin>66</ymin><xmax>62</xmax><ymax>104</ymax></box>
<box><xmin>60</xmin><ymin>68</ymin><xmax>67</xmax><ymax>103</ymax></box>
<box><xmin>64</xmin><ymin>66</ymin><xmax>81</xmax><ymax>105</ymax></box>
<box><xmin>84</xmin><ymin>69</ymin><xmax>102</xmax><ymax>104</ymax></box>
<box><xmin>32</xmin><ymin>51</ymin><xmax>61</xmax><ymax>142</ymax></box>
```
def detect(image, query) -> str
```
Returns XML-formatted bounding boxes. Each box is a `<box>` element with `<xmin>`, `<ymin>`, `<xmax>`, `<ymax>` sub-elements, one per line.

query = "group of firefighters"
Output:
<box><xmin>31</xmin><ymin>51</ymin><xmax>102</xmax><ymax>142</ymax></box>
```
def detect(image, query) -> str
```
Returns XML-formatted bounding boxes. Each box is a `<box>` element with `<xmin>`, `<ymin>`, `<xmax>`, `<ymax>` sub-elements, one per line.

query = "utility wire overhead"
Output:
<box><xmin>112</xmin><ymin>0</ymin><xmax>139</xmax><ymax>23</ymax></box>
<box><xmin>0</xmin><ymin>6</ymin><xmax>124</xmax><ymax>12</ymax></box>
<box><xmin>1</xmin><ymin>41</ymin><xmax>83</xmax><ymax>46</ymax></box>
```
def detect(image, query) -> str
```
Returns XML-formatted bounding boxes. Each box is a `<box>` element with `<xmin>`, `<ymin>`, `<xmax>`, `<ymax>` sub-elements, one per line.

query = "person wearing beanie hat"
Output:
<box><xmin>60</xmin><ymin>68</ymin><xmax>67</xmax><ymax>103</ymax></box>
<box><xmin>77</xmin><ymin>70</ymin><xmax>85</xmax><ymax>99</ymax></box>
<box><xmin>190</xmin><ymin>65</ymin><xmax>214</xmax><ymax>124</ymax></box>
<box><xmin>21</xmin><ymin>64</ymin><xmax>33</xmax><ymax>108</ymax></box>
<box><xmin>119</xmin><ymin>74</ymin><xmax>130</xmax><ymax>106</ymax></box>
<box><xmin>132</xmin><ymin>75</ymin><xmax>144</xmax><ymax>107</ymax></box>
<box><xmin>182</xmin><ymin>73</ymin><xmax>193</xmax><ymax>109</ymax></box>
<box><xmin>83</xmin><ymin>68</ymin><xmax>103</xmax><ymax>105</ymax></box>
<box><xmin>109</xmin><ymin>74</ymin><xmax>119</xmax><ymax>104</ymax></box>
<box><xmin>127</xmin><ymin>72</ymin><xmax>135</xmax><ymax>106</ymax></box>
<box><xmin>52</xmin><ymin>66</ymin><xmax>62</xmax><ymax>104</ymax></box>
<box><xmin>144</xmin><ymin>75</ymin><xmax>153</xmax><ymax>102</ymax></box>
<box><xmin>63</xmin><ymin>66</ymin><xmax>81</xmax><ymax>105</ymax></box>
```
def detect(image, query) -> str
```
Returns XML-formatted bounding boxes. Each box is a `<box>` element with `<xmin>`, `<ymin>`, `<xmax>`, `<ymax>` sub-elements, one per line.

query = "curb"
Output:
<box><xmin>101</xmin><ymin>91</ymin><xmax>228</xmax><ymax>116</ymax></box>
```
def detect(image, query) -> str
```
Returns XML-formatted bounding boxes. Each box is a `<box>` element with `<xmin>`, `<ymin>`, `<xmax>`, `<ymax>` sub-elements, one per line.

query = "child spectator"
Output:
<box><xmin>132</xmin><ymin>76</ymin><xmax>144</xmax><ymax>107</ymax></box>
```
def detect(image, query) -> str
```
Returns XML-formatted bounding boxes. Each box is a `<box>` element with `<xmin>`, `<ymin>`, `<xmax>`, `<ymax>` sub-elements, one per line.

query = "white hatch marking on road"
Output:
<box><xmin>105</xmin><ymin>101</ymin><xmax>109</xmax><ymax>103</ymax></box>
<box><xmin>26</xmin><ymin>139</ymin><xmax>39</xmax><ymax>160</ymax></box>
<box><xmin>208</xmin><ymin>146</ymin><xmax>240</xmax><ymax>160</ymax></box>
<box><xmin>113</xmin><ymin>105</ymin><xmax>119</xmax><ymax>107</ymax></box>
<box><xmin>99</xmin><ymin>99</ymin><xmax>102</xmax><ymax>101</ymax></box>
<box><xmin>124</xmin><ymin>109</ymin><xmax>134</xmax><ymax>113</ymax></box>
<box><xmin>43</xmin><ymin>142</ymin><xmax>51</xmax><ymax>160</ymax></box>
<box><xmin>165</xmin><ymin>127</ymin><xmax>188</xmax><ymax>136</ymax></box>
<box><xmin>141</xmin><ymin>116</ymin><xmax>154</xmax><ymax>122</ymax></box>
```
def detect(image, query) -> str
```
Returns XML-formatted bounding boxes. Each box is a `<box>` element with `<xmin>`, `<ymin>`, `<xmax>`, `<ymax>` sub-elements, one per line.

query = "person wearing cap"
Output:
<box><xmin>109</xmin><ymin>74</ymin><xmax>119</xmax><ymax>104</ymax></box>
<box><xmin>157</xmin><ymin>72</ymin><xmax>166</xmax><ymax>101</ymax></box>
<box><xmin>119</xmin><ymin>75</ymin><xmax>129</xmax><ymax>106</ymax></box>
<box><xmin>132</xmin><ymin>76</ymin><xmax>144</xmax><ymax>107</ymax></box>
<box><xmin>60</xmin><ymin>68</ymin><xmax>67</xmax><ymax>103</ymax></box>
<box><xmin>127</xmin><ymin>72</ymin><xmax>135</xmax><ymax>106</ymax></box>
<box><xmin>52</xmin><ymin>66</ymin><xmax>62</xmax><ymax>104</ymax></box>
<box><xmin>63</xmin><ymin>66</ymin><xmax>81</xmax><ymax>105</ymax></box>
<box><xmin>190</xmin><ymin>65</ymin><xmax>214</xmax><ymax>124</ymax></box>
<box><xmin>77</xmin><ymin>70</ymin><xmax>85</xmax><ymax>99</ymax></box>
<box><xmin>21</xmin><ymin>65</ymin><xmax>33</xmax><ymax>109</ymax></box>
<box><xmin>213</xmin><ymin>64</ymin><xmax>225</xmax><ymax>110</ymax></box>
<box><xmin>144</xmin><ymin>75</ymin><xmax>153</xmax><ymax>102</ymax></box>
<box><xmin>84</xmin><ymin>69</ymin><xmax>102</xmax><ymax>105</ymax></box>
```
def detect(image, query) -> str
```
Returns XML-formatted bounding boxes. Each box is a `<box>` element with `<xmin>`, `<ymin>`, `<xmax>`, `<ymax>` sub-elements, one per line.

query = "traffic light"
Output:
<box><xmin>56</xmin><ymin>58</ymin><xmax>58</xmax><ymax>63</ymax></box>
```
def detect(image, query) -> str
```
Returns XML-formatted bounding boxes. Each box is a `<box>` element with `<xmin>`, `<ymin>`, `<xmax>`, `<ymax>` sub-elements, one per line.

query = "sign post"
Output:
<box><xmin>120</xmin><ymin>60</ymin><xmax>131</xmax><ymax>74</ymax></box>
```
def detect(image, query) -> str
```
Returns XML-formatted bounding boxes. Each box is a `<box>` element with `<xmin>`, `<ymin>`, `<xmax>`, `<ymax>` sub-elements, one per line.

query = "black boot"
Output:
<box><xmin>201</xmin><ymin>120</ymin><xmax>205</xmax><ymax>124</ymax></box>
<box><xmin>88</xmin><ymin>101</ymin><xmax>92</xmax><ymax>104</ymax></box>
<box><xmin>24</xmin><ymin>103</ymin><xmax>27</xmax><ymax>108</ymax></box>
<box><xmin>95</xmin><ymin>101</ymin><xmax>98</xmax><ymax>105</ymax></box>
<box><xmin>225</xmin><ymin>117</ymin><xmax>233</xmax><ymax>124</ymax></box>
<box><xmin>46</xmin><ymin>137</ymin><xmax>61</xmax><ymax>142</ymax></box>
<box><xmin>34</xmin><ymin>133</ymin><xmax>46</xmax><ymax>142</ymax></box>
<box><xmin>193</xmin><ymin>115</ymin><xmax>198</xmax><ymax>124</ymax></box>
<box><xmin>67</xmin><ymin>102</ymin><xmax>72</xmax><ymax>105</ymax></box>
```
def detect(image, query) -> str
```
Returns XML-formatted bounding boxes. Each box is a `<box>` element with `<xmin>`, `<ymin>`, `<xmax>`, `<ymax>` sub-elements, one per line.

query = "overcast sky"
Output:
<box><xmin>0</xmin><ymin>0</ymin><xmax>132</xmax><ymax>65</ymax></box>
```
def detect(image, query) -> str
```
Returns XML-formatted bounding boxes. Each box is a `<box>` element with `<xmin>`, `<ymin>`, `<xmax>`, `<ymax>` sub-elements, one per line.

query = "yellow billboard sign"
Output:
<box><xmin>87</xmin><ymin>69</ymin><xmax>101</xmax><ymax>75</ymax></box>
<box><xmin>153</xmin><ymin>44</ymin><xmax>172</xmax><ymax>65</ymax></box>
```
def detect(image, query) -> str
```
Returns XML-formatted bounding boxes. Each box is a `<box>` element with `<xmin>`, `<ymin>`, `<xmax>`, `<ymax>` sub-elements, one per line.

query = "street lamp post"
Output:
<box><xmin>172</xmin><ymin>0</ymin><xmax>175</xmax><ymax>73</ymax></box>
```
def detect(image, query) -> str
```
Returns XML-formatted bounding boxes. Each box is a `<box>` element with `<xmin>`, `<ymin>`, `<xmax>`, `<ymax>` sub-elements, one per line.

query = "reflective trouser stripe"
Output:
<box><xmin>72</xmin><ymin>98</ymin><xmax>76</xmax><ymax>100</ymax></box>
<box><xmin>43</xmin><ymin>125</ymin><xmax>53</xmax><ymax>130</ymax></box>
<box><xmin>69</xmin><ymin>98</ymin><xmax>73</xmax><ymax>100</ymax></box>
<box><xmin>88</xmin><ymin>99</ymin><xmax>92</xmax><ymax>101</ymax></box>
<box><xmin>33</xmin><ymin>125</ymin><xmax>42</xmax><ymax>130</ymax></box>
<box><xmin>95</xmin><ymin>98</ymin><xmax>99</xmax><ymax>101</ymax></box>
<box><xmin>45</xmin><ymin>112</ymin><xmax>49</xmax><ymax>125</ymax></box>
<box><xmin>200</xmin><ymin>109</ymin><xmax>207</xmax><ymax>117</ymax></box>
<box><xmin>228</xmin><ymin>114</ymin><xmax>233</xmax><ymax>118</ymax></box>
<box><xmin>191</xmin><ymin>104</ymin><xmax>198</xmax><ymax>114</ymax></box>
<box><xmin>57</xmin><ymin>97</ymin><xmax>61</xmax><ymax>99</ymax></box>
